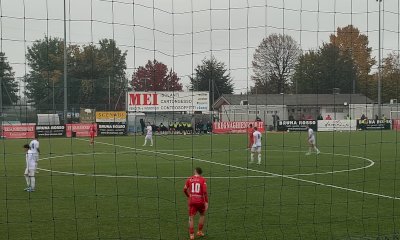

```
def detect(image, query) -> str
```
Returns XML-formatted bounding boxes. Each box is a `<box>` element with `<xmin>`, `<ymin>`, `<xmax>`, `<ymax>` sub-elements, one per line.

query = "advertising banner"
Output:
<box><xmin>126</xmin><ymin>91</ymin><xmax>209</xmax><ymax>112</ymax></box>
<box><xmin>317</xmin><ymin>120</ymin><xmax>357</xmax><ymax>131</ymax></box>
<box><xmin>277</xmin><ymin>120</ymin><xmax>317</xmax><ymax>131</ymax></box>
<box><xmin>1</xmin><ymin>124</ymin><xmax>36</xmax><ymax>139</ymax></box>
<box><xmin>98</xmin><ymin>123</ymin><xmax>126</xmax><ymax>135</ymax></box>
<box><xmin>37</xmin><ymin>114</ymin><xmax>60</xmax><ymax>125</ymax></box>
<box><xmin>212</xmin><ymin>121</ymin><xmax>265</xmax><ymax>134</ymax></box>
<box><xmin>96</xmin><ymin>111</ymin><xmax>127</xmax><ymax>123</ymax></box>
<box><xmin>80</xmin><ymin>108</ymin><xmax>96</xmax><ymax>123</ymax></box>
<box><xmin>394</xmin><ymin>119</ymin><xmax>400</xmax><ymax>130</ymax></box>
<box><xmin>357</xmin><ymin>119</ymin><xmax>392</xmax><ymax>130</ymax></box>
<box><xmin>36</xmin><ymin>125</ymin><xmax>66</xmax><ymax>137</ymax></box>
<box><xmin>66</xmin><ymin>123</ymin><xmax>97</xmax><ymax>137</ymax></box>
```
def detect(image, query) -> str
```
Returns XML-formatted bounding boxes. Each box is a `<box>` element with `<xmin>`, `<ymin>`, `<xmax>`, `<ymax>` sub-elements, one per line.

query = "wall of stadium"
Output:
<box><xmin>218</xmin><ymin>105</ymin><xmax>288</xmax><ymax>128</ymax></box>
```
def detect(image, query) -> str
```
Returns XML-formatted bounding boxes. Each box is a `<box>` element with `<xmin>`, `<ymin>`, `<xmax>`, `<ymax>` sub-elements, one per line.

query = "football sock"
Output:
<box><xmin>189</xmin><ymin>227</ymin><xmax>194</xmax><ymax>234</ymax></box>
<box><xmin>198</xmin><ymin>223</ymin><xmax>204</xmax><ymax>231</ymax></box>
<box><xmin>25</xmin><ymin>176</ymin><xmax>30</xmax><ymax>186</ymax></box>
<box><xmin>258</xmin><ymin>154</ymin><xmax>261</xmax><ymax>163</ymax></box>
<box><xmin>30</xmin><ymin>177</ymin><xmax>35</xmax><ymax>189</ymax></box>
<box><xmin>250</xmin><ymin>153</ymin><xmax>254</xmax><ymax>162</ymax></box>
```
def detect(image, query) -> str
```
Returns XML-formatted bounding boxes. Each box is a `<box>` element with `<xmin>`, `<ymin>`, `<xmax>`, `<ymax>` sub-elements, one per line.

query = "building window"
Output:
<box><xmin>248</xmin><ymin>110</ymin><xmax>260</xmax><ymax>115</ymax></box>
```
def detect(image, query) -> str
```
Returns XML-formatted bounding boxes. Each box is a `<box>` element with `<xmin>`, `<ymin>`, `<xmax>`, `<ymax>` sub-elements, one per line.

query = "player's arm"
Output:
<box><xmin>25</xmin><ymin>154</ymin><xmax>29</xmax><ymax>168</ymax></box>
<box><xmin>203</xmin><ymin>182</ymin><xmax>209</xmax><ymax>210</ymax></box>
<box><xmin>183</xmin><ymin>180</ymin><xmax>190</xmax><ymax>198</ymax></box>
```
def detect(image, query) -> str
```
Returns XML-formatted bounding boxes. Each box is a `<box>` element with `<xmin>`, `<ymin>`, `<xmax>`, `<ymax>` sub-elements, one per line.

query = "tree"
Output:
<box><xmin>293</xmin><ymin>43</ymin><xmax>357</xmax><ymax>94</ymax></box>
<box><xmin>132</xmin><ymin>60</ymin><xmax>182</xmax><ymax>91</ymax></box>
<box><xmin>0</xmin><ymin>52</ymin><xmax>18</xmax><ymax>105</ymax></box>
<box><xmin>25</xmin><ymin>37</ymin><xmax>128</xmax><ymax>110</ymax></box>
<box><xmin>74</xmin><ymin>39</ymin><xmax>128</xmax><ymax>108</ymax></box>
<box><xmin>292</xmin><ymin>51</ymin><xmax>320</xmax><ymax>94</ymax></box>
<box><xmin>330</xmin><ymin>25</ymin><xmax>376</xmax><ymax>95</ymax></box>
<box><xmin>190</xmin><ymin>57</ymin><xmax>234</xmax><ymax>108</ymax></box>
<box><xmin>25</xmin><ymin>37</ymin><xmax>75</xmax><ymax>108</ymax></box>
<box><xmin>252</xmin><ymin>33</ymin><xmax>301</xmax><ymax>94</ymax></box>
<box><xmin>378</xmin><ymin>52</ymin><xmax>400</xmax><ymax>103</ymax></box>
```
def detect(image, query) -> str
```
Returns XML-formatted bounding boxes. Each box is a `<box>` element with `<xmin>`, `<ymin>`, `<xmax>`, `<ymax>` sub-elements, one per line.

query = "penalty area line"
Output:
<box><xmin>80</xmin><ymin>138</ymin><xmax>400</xmax><ymax>201</ymax></box>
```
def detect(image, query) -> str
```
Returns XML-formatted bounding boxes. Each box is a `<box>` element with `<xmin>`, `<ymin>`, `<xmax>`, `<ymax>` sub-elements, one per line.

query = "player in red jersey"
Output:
<box><xmin>248</xmin><ymin>123</ymin><xmax>254</xmax><ymax>149</ymax></box>
<box><xmin>183</xmin><ymin>167</ymin><xmax>209</xmax><ymax>240</ymax></box>
<box><xmin>89</xmin><ymin>122</ymin><xmax>97</xmax><ymax>145</ymax></box>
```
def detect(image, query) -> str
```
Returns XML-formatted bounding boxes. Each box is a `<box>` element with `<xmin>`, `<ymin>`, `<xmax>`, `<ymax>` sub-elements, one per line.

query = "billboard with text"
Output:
<box><xmin>277</xmin><ymin>120</ymin><xmax>317</xmax><ymax>131</ymax></box>
<box><xmin>212</xmin><ymin>121</ymin><xmax>265</xmax><ymax>134</ymax></box>
<box><xmin>96</xmin><ymin>111</ymin><xmax>126</xmax><ymax>122</ymax></box>
<box><xmin>66</xmin><ymin>123</ymin><xmax>97</xmax><ymax>137</ymax></box>
<box><xmin>126</xmin><ymin>91</ymin><xmax>209</xmax><ymax>112</ymax></box>
<box><xmin>36</xmin><ymin>125</ymin><xmax>66</xmax><ymax>137</ymax></box>
<box><xmin>317</xmin><ymin>120</ymin><xmax>357</xmax><ymax>131</ymax></box>
<box><xmin>1</xmin><ymin>124</ymin><xmax>36</xmax><ymax>139</ymax></box>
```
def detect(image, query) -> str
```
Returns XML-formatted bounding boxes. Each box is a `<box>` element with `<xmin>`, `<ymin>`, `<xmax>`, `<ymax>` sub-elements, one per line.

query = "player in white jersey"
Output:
<box><xmin>29</xmin><ymin>135</ymin><xmax>40</xmax><ymax>172</ymax></box>
<box><xmin>306</xmin><ymin>125</ymin><xmax>320</xmax><ymax>155</ymax></box>
<box><xmin>23</xmin><ymin>144</ymin><xmax>36</xmax><ymax>192</ymax></box>
<box><xmin>143</xmin><ymin>123</ymin><xmax>153</xmax><ymax>146</ymax></box>
<box><xmin>250</xmin><ymin>127</ymin><xmax>262</xmax><ymax>165</ymax></box>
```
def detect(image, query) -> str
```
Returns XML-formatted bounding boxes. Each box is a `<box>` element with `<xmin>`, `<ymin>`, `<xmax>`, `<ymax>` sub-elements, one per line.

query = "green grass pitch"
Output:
<box><xmin>1</xmin><ymin>131</ymin><xmax>400</xmax><ymax>239</ymax></box>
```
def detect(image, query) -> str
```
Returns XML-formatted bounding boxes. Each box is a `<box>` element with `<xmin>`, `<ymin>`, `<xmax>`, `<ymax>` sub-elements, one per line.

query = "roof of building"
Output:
<box><xmin>213</xmin><ymin>94</ymin><xmax>374</xmax><ymax>108</ymax></box>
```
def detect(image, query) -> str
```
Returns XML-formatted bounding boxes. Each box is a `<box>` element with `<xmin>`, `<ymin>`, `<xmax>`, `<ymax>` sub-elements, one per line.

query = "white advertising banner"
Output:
<box><xmin>126</xmin><ymin>91</ymin><xmax>209</xmax><ymax>112</ymax></box>
<box><xmin>318</xmin><ymin>120</ymin><xmax>357</xmax><ymax>131</ymax></box>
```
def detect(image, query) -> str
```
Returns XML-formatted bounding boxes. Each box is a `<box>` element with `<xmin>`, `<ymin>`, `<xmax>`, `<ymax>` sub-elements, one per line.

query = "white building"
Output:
<box><xmin>213</xmin><ymin>94</ymin><xmax>374</xmax><ymax>127</ymax></box>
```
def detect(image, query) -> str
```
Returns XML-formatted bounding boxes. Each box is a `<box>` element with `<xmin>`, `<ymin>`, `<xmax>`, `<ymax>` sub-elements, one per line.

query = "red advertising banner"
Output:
<box><xmin>212</xmin><ymin>121</ymin><xmax>265</xmax><ymax>134</ymax></box>
<box><xmin>66</xmin><ymin>123</ymin><xmax>98</xmax><ymax>137</ymax></box>
<box><xmin>393</xmin><ymin>119</ymin><xmax>400</xmax><ymax>130</ymax></box>
<box><xmin>1</xmin><ymin>124</ymin><xmax>36</xmax><ymax>139</ymax></box>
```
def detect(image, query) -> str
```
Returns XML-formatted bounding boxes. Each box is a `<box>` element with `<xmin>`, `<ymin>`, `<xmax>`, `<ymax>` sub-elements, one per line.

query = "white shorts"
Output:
<box><xmin>251</xmin><ymin>145</ymin><xmax>261</xmax><ymax>153</ymax></box>
<box><xmin>308</xmin><ymin>138</ymin><xmax>316</xmax><ymax>145</ymax></box>
<box><xmin>24</xmin><ymin>168</ymin><xmax>36</xmax><ymax>177</ymax></box>
<box><xmin>145</xmin><ymin>135</ymin><xmax>152</xmax><ymax>140</ymax></box>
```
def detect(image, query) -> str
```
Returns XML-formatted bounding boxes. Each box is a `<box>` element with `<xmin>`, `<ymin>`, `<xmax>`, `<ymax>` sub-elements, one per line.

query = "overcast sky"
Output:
<box><xmin>1</xmin><ymin>0</ymin><xmax>400</xmax><ymax>94</ymax></box>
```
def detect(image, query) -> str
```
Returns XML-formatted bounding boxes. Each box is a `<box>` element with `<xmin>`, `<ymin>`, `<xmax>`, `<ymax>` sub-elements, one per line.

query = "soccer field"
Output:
<box><xmin>1</xmin><ymin>131</ymin><xmax>400</xmax><ymax>239</ymax></box>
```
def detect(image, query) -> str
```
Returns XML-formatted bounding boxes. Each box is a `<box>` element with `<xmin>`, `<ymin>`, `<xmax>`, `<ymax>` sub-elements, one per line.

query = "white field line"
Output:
<box><xmin>65</xmin><ymin>139</ymin><xmax>400</xmax><ymax>201</ymax></box>
<box><xmin>37</xmin><ymin>148</ymin><xmax>374</xmax><ymax>179</ymax></box>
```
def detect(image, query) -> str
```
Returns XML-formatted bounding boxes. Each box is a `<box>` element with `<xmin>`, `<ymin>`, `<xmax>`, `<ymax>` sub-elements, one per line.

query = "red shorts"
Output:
<box><xmin>189</xmin><ymin>202</ymin><xmax>206</xmax><ymax>216</ymax></box>
<box><xmin>90</xmin><ymin>133</ymin><xmax>95</xmax><ymax>138</ymax></box>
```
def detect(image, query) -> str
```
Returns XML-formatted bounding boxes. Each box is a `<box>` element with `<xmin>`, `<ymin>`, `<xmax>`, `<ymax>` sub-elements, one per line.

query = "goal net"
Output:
<box><xmin>1</xmin><ymin>0</ymin><xmax>400</xmax><ymax>239</ymax></box>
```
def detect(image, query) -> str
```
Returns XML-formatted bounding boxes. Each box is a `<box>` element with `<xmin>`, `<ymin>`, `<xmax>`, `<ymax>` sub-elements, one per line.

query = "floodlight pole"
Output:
<box><xmin>0</xmin><ymin>57</ymin><xmax>3</xmax><ymax>116</ymax></box>
<box><xmin>377</xmin><ymin>0</ymin><xmax>382</xmax><ymax>118</ymax></box>
<box><xmin>108</xmin><ymin>76</ymin><xmax>111</xmax><ymax>110</ymax></box>
<box><xmin>52</xmin><ymin>80</ymin><xmax>55</xmax><ymax>111</ymax></box>
<box><xmin>63</xmin><ymin>0</ymin><xmax>68</xmax><ymax>122</ymax></box>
